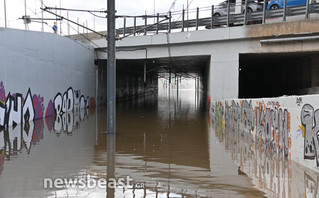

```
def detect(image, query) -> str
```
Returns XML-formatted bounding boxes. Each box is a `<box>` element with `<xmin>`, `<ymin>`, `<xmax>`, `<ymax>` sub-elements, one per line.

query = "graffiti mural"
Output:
<box><xmin>53</xmin><ymin>87</ymin><xmax>89</xmax><ymax>116</ymax></box>
<box><xmin>0</xmin><ymin>89</ymin><xmax>36</xmax><ymax>128</ymax></box>
<box><xmin>0</xmin><ymin>82</ymin><xmax>94</xmax><ymax>128</ymax></box>
<box><xmin>211</xmin><ymin>101</ymin><xmax>319</xmax><ymax>198</ymax></box>
<box><xmin>255</xmin><ymin>103</ymin><xmax>290</xmax><ymax>157</ymax></box>
<box><xmin>301</xmin><ymin>104</ymin><xmax>319</xmax><ymax>166</ymax></box>
<box><xmin>53</xmin><ymin>87</ymin><xmax>90</xmax><ymax>133</ymax></box>
<box><xmin>210</xmin><ymin>94</ymin><xmax>319</xmax><ymax>170</ymax></box>
<box><xmin>211</xmin><ymin>99</ymin><xmax>291</xmax><ymax>158</ymax></box>
<box><xmin>0</xmin><ymin>81</ymin><xmax>95</xmax><ymax>176</ymax></box>
<box><xmin>304</xmin><ymin>171</ymin><xmax>319</xmax><ymax>197</ymax></box>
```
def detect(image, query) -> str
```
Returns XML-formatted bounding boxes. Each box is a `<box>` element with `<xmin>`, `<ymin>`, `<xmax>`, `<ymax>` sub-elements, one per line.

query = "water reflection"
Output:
<box><xmin>0</xmin><ymin>118</ymin><xmax>43</xmax><ymax>165</ymax></box>
<box><xmin>210</xmin><ymin>103</ymin><xmax>319</xmax><ymax>198</ymax></box>
<box><xmin>0</xmin><ymin>107</ymin><xmax>94</xmax><ymax>198</ymax></box>
<box><xmin>107</xmin><ymin>134</ymin><xmax>116</xmax><ymax>198</ymax></box>
<box><xmin>89</xmin><ymin>88</ymin><xmax>265</xmax><ymax>197</ymax></box>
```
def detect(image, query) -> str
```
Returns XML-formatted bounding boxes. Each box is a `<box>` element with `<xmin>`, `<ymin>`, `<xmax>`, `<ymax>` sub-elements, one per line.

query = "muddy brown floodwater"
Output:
<box><xmin>2</xmin><ymin>87</ymin><xmax>314</xmax><ymax>197</ymax></box>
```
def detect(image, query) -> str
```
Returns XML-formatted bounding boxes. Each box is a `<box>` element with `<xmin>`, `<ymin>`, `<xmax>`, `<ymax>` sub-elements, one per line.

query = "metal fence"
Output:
<box><xmin>117</xmin><ymin>0</ymin><xmax>319</xmax><ymax>37</ymax></box>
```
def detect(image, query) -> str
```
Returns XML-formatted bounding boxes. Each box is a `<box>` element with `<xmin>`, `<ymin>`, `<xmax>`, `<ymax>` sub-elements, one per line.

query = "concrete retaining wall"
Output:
<box><xmin>0</xmin><ymin>28</ymin><xmax>96</xmax><ymax>127</ymax></box>
<box><xmin>209</xmin><ymin>94</ymin><xmax>319</xmax><ymax>172</ymax></box>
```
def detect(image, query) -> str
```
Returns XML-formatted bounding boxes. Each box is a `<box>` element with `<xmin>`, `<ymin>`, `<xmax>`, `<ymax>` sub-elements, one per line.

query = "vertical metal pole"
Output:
<box><xmin>25</xmin><ymin>0</ymin><xmax>27</xmax><ymax>30</ymax></box>
<box><xmin>55</xmin><ymin>6</ymin><xmax>57</xmax><ymax>32</ymax></box>
<box><xmin>94</xmin><ymin>13</ymin><xmax>96</xmax><ymax>31</ymax></box>
<box><xmin>107</xmin><ymin>0</ymin><xmax>116</xmax><ymax>134</ymax></box>
<box><xmin>176</xmin><ymin>76</ymin><xmax>179</xmax><ymax>100</ymax></box>
<box><xmin>43</xmin><ymin>0</ymin><xmax>47</xmax><ymax>31</ymax></box>
<box><xmin>86</xmin><ymin>20</ymin><xmax>88</xmax><ymax>37</ymax></box>
<box><xmin>134</xmin><ymin>16</ymin><xmax>137</xmax><ymax>36</ymax></box>
<box><xmin>154</xmin><ymin>0</ymin><xmax>156</xmax><ymax>23</ymax></box>
<box><xmin>182</xmin><ymin>9</ymin><xmax>185</xmax><ymax>32</ymax></box>
<box><xmin>211</xmin><ymin>5</ymin><xmax>214</xmax><ymax>29</ymax></box>
<box><xmin>59</xmin><ymin>0</ymin><xmax>62</xmax><ymax>35</ymax></box>
<box><xmin>156</xmin><ymin>13</ymin><xmax>159</xmax><ymax>34</ymax></box>
<box><xmin>77</xmin><ymin>17</ymin><xmax>79</xmax><ymax>33</ymax></box>
<box><xmin>305</xmin><ymin>0</ymin><xmax>310</xmax><ymax>18</ymax></box>
<box><xmin>144</xmin><ymin>13</ymin><xmax>147</xmax><ymax>35</ymax></box>
<box><xmin>187</xmin><ymin>0</ymin><xmax>189</xmax><ymax>31</ymax></box>
<box><xmin>123</xmin><ymin>17</ymin><xmax>126</xmax><ymax>36</ymax></box>
<box><xmin>168</xmin><ymin>11</ymin><xmax>171</xmax><ymax>33</ymax></box>
<box><xmin>244</xmin><ymin>0</ymin><xmax>248</xmax><ymax>25</ymax></box>
<box><xmin>227</xmin><ymin>0</ymin><xmax>231</xmax><ymax>27</ymax></box>
<box><xmin>144</xmin><ymin>60</ymin><xmax>147</xmax><ymax>83</ymax></box>
<box><xmin>67</xmin><ymin>11</ymin><xmax>70</xmax><ymax>35</ymax></box>
<box><xmin>283</xmin><ymin>0</ymin><xmax>287</xmax><ymax>21</ymax></box>
<box><xmin>107</xmin><ymin>134</ymin><xmax>116</xmax><ymax>198</ymax></box>
<box><xmin>41</xmin><ymin>0</ymin><xmax>44</xmax><ymax>32</ymax></box>
<box><xmin>262</xmin><ymin>0</ymin><xmax>267</xmax><ymax>24</ymax></box>
<box><xmin>4</xmin><ymin>0</ymin><xmax>7</xmax><ymax>28</ymax></box>
<box><xmin>196</xmin><ymin>7</ymin><xmax>199</xmax><ymax>30</ymax></box>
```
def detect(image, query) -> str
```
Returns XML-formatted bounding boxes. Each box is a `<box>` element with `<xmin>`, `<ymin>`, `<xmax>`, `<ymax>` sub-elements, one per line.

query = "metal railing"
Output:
<box><xmin>116</xmin><ymin>0</ymin><xmax>319</xmax><ymax>37</ymax></box>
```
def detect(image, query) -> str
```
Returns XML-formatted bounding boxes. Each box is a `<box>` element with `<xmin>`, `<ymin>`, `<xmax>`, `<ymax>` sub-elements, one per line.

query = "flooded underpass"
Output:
<box><xmin>1</xmin><ymin>79</ymin><xmax>319</xmax><ymax>197</ymax></box>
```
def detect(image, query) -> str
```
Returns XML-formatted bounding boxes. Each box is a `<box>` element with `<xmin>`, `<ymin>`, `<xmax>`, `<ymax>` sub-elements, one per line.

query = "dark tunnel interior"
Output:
<box><xmin>239</xmin><ymin>52</ymin><xmax>319</xmax><ymax>99</ymax></box>
<box><xmin>96</xmin><ymin>56</ymin><xmax>210</xmax><ymax>104</ymax></box>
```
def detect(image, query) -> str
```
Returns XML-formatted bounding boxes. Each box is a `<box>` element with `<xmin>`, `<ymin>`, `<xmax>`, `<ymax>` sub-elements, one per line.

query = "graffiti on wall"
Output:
<box><xmin>0</xmin><ymin>82</ymin><xmax>93</xmax><ymax>128</ymax></box>
<box><xmin>212</xmin><ymin>99</ymin><xmax>291</xmax><ymax>158</ymax></box>
<box><xmin>0</xmin><ymin>107</ymin><xmax>93</xmax><ymax>176</ymax></box>
<box><xmin>53</xmin><ymin>87</ymin><xmax>90</xmax><ymax>133</ymax></box>
<box><xmin>301</xmin><ymin>104</ymin><xmax>319</xmax><ymax>166</ymax></box>
<box><xmin>0</xmin><ymin>81</ymin><xmax>95</xmax><ymax>176</ymax></box>
<box><xmin>255</xmin><ymin>102</ymin><xmax>290</xmax><ymax>157</ymax></box>
<box><xmin>223</xmin><ymin>124</ymin><xmax>291</xmax><ymax>198</ymax></box>
<box><xmin>212</xmin><ymin>102</ymin><xmax>319</xmax><ymax>198</ymax></box>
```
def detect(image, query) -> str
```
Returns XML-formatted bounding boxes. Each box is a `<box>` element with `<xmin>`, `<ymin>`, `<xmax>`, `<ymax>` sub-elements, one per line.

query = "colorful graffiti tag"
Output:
<box><xmin>0</xmin><ymin>81</ymin><xmax>93</xmax><ymax>128</ymax></box>
<box><xmin>0</xmin><ymin>81</ymin><xmax>95</xmax><ymax>176</ymax></box>
<box><xmin>211</xmin><ymin>99</ymin><xmax>319</xmax><ymax>198</ymax></box>
<box><xmin>211</xmin><ymin>100</ymin><xmax>291</xmax><ymax>158</ymax></box>
<box><xmin>301</xmin><ymin>104</ymin><xmax>319</xmax><ymax>166</ymax></box>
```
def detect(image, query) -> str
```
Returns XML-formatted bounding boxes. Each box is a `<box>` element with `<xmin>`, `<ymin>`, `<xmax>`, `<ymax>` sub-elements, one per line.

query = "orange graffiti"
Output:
<box><xmin>276</xmin><ymin>133</ymin><xmax>279</xmax><ymax>149</ymax></box>
<box><xmin>288</xmin><ymin>137</ymin><xmax>291</xmax><ymax>149</ymax></box>
<box><xmin>288</xmin><ymin>112</ymin><xmax>291</xmax><ymax>132</ymax></box>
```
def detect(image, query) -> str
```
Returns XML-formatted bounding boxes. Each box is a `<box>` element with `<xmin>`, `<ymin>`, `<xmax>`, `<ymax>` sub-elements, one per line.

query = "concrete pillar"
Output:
<box><xmin>209</xmin><ymin>53</ymin><xmax>239</xmax><ymax>101</ymax></box>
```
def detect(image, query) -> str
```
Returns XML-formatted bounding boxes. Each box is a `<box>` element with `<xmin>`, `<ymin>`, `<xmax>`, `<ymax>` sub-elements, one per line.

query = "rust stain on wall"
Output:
<box><xmin>246</xmin><ymin>19</ymin><xmax>319</xmax><ymax>38</ymax></box>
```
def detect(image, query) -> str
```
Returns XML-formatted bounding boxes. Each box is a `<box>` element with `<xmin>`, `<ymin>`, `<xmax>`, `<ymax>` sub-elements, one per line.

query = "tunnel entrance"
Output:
<box><xmin>239</xmin><ymin>52</ymin><xmax>319</xmax><ymax>98</ymax></box>
<box><xmin>96</xmin><ymin>55</ymin><xmax>210</xmax><ymax>105</ymax></box>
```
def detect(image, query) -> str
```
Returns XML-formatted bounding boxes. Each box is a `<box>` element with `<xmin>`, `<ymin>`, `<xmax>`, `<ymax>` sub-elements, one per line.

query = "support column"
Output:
<box><xmin>210</xmin><ymin>53</ymin><xmax>239</xmax><ymax>101</ymax></box>
<box><xmin>144</xmin><ymin>60</ymin><xmax>146</xmax><ymax>95</ymax></box>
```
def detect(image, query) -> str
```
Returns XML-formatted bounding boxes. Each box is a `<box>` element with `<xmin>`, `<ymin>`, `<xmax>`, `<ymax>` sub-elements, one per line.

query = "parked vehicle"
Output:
<box><xmin>266</xmin><ymin>0</ymin><xmax>308</xmax><ymax>9</ymax></box>
<box><xmin>214</xmin><ymin>0</ymin><xmax>263</xmax><ymax>16</ymax></box>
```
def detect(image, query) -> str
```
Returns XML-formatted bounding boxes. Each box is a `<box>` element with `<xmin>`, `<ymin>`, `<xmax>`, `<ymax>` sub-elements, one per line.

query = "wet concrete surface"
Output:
<box><xmin>0</xmin><ymin>87</ymin><xmax>316</xmax><ymax>197</ymax></box>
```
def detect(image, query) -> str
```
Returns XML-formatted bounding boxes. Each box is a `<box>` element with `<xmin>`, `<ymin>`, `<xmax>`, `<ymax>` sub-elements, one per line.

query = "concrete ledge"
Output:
<box><xmin>246</xmin><ymin>18</ymin><xmax>319</xmax><ymax>38</ymax></box>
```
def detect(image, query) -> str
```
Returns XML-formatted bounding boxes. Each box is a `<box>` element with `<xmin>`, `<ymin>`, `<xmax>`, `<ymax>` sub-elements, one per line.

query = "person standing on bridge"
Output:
<box><xmin>52</xmin><ymin>22</ymin><xmax>58</xmax><ymax>34</ymax></box>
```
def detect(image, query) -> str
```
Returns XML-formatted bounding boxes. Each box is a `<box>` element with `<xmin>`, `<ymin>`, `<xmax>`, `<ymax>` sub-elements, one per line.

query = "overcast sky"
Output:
<box><xmin>0</xmin><ymin>0</ymin><xmax>220</xmax><ymax>35</ymax></box>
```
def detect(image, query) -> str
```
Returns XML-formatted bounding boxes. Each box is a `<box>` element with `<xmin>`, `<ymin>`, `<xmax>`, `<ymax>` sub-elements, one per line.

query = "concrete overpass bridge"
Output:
<box><xmin>91</xmin><ymin>17</ymin><xmax>319</xmax><ymax>103</ymax></box>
